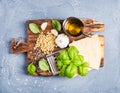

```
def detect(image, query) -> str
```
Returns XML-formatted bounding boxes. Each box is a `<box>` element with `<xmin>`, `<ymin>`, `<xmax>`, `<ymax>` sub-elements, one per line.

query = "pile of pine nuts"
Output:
<box><xmin>34</xmin><ymin>32</ymin><xmax>56</xmax><ymax>54</ymax></box>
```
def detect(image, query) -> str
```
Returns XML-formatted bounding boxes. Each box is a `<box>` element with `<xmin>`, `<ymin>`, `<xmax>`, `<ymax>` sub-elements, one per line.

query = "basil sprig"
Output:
<box><xmin>57</xmin><ymin>46</ymin><xmax>89</xmax><ymax>78</ymax></box>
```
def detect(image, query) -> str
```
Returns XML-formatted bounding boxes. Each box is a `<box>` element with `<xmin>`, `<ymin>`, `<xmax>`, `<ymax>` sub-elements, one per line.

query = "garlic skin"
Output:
<box><xmin>41</xmin><ymin>22</ymin><xmax>48</xmax><ymax>30</ymax></box>
<box><xmin>55</xmin><ymin>34</ymin><xmax>69</xmax><ymax>48</ymax></box>
<box><xmin>51</xmin><ymin>29</ymin><xmax>58</xmax><ymax>36</ymax></box>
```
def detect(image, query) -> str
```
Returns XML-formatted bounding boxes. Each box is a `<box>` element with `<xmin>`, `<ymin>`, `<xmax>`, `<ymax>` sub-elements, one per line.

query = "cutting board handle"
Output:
<box><xmin>11</xmin><ymin>39</ymin><xmax>30</xmax><ymax>54</ymax></box>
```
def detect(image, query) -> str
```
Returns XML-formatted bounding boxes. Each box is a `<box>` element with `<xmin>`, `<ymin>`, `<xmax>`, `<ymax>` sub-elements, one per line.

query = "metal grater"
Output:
<box><xmin>46</xmin><ymin>50</ymin><xmax>62</xmax><ymax>75</ymax></box>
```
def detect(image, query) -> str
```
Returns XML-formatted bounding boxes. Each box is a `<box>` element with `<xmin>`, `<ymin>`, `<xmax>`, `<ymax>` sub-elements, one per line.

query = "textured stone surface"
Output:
<box><xmin>0</xmin><ymin>0</ymin><xmax>120</xmax><ymax>93</ymax></box>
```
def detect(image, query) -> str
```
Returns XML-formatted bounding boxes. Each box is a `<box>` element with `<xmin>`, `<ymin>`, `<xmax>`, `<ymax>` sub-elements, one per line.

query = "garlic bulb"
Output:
<box><xmin>55</xmin><ymin>34</ymin><xmax>69</xmax><ymax>48</ymax></box>
<box><xmin>41</xmin><ymin>22</ymin><xmax>48</xmax><ymax>30</ymax></box>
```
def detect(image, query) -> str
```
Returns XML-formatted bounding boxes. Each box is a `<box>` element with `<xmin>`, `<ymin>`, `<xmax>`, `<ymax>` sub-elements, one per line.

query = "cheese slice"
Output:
<box><xmin>69</xmin><ymin>35</ymin><xmax>101</xmax><ymax>70</ymax></box>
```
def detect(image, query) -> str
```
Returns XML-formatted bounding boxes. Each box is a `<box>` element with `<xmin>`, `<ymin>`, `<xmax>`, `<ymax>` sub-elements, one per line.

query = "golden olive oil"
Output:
<box><xmin>66</xmin><ymin>23</ymin><xmax>83</xmax><ymax>36</ymax></box>
<box><xmin>63</xmin><ymin>17</ymin><xmax>84</xmax><ymax>36</ymax></box>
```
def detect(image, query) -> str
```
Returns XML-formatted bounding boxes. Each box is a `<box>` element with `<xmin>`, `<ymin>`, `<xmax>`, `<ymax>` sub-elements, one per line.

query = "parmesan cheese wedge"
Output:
<box><xmin>69</xmin><ymin>35</ymin><xmax>101</xmax><ymax>70</ymax></box>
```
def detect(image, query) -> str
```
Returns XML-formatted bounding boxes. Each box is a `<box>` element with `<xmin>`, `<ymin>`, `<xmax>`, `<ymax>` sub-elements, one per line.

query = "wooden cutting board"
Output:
<box><xmin>11</xmin><ymin>18</ymin><xmax>104</xmax><ymax>76</ymax></box>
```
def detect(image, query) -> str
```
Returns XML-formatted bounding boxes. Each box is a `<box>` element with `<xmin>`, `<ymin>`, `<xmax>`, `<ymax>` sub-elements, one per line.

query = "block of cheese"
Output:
<box><xmin>69</xmin><ymin>35</ymin><xmax>101</xmax><ymax>70</ymax></box>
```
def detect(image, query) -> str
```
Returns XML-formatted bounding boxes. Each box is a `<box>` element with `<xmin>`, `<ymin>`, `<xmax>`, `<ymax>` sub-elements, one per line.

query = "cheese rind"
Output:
<box><xmin>69</xmin><ymin>35</ymin><xmax>101</xmax><ymax>70</ymax></box>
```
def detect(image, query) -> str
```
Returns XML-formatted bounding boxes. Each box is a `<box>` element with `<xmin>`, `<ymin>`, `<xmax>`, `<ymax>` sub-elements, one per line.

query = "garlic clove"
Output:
<box><xmin>41</xmin><ymin>22</ymin><xmax>48</xmax><ymax>30</ymax></box>
<box><xmin>51</xmin><ymin>29</ymin><xmax>58</xmax><ymax>36</ymax></box>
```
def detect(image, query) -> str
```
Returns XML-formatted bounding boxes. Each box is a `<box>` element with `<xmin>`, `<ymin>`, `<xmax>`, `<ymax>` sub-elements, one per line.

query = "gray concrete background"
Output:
<box><xmin>0</xmin><ymin>0</ymin><xmax>120</xmax><ymax>93</ymax></box>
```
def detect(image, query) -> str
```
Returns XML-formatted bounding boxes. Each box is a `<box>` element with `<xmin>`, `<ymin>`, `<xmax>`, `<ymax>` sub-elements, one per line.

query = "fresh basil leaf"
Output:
<box><xmin>27</xmin><ymin>62</ymin><xmax>36</xmax><ymax>74</ymax></box>
<box><xmin>59</xmin><ymin>65</ymin><xmax>67</xmax><ymax>76</ymax></box>
<box><xmin>63</xmin><ymin>60</ymin><xmax>71</xmax><ymax>65</ymax></box>
<box><xmin>78</xmin><ymin>66</ymin><xmax>88</xmax><ymax>76</ymax></box>
<box><xmin>65</xmin><ymin>64</ymin><xmax>72</xmax><ymax>77</ymax></box>
<box><xmin>78</xmin><ymin>55</ymin><xmax>84</xmax><ymax>63</ymax></box>
<box><xmin>29</xmin><ymin>23</ymin><xmax>40</xmax><ymax>34</ymax></box>
<box><xmin>81</xmin><ymin>62</ymin><xmax>89</xmax><ymax>67</ymax></box>
<box><xmin>52</xmin><ymin>19</ymin><xmax>61</xmax><ymax>31</ymax></box>
<box><xmin>65</xmin><ymin>64</ymin><xmax>77</xmax><ymax>78</ymax></box>
<box><xmin>39</xmin><ymin>59</ymin><xmax>49</xmax><ymax>71</ymax></box>
<box><xmin>78</xmin><ymin>62</ymin><xmax>89</xmax><ymax>76</ymax></box>
<box><xmin>58</xmin><ymin>50</ymin><xmax>69</xmax><ymax>60</ymax></box>
<box><xmin>68</xmin><ymin>46</ymin><xmax>79</xmax><ymax>60</ymax></box>
<box><xmin>73</xmin><ymin>58</ymin><xmax>82</xmax><ymax>66</ymax></box>
<box><xmin>69</xmin><ymin>65</ymin><xmax>77</xmax><ymax>78</ymax></box>
<box><xmin>57</xmin><ymin>60</ymin><xmax>63</xmax><ymax>69</ymax></box>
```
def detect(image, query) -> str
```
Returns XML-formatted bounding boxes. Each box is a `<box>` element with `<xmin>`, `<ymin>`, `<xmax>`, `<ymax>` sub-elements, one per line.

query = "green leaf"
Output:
<box><xmin>65</xmin><ymin>64</ymin><xmax>77</xmax><ymax>78</ymax></box>
<box><xmin>39</xmin><ymin>59</ymin><xmax>50</xmax><ymax>71</ymax></box>
<box><xmin>59</xmin><ymin>65</ymin><xmax>67</xmax><ymax>76</ymax></box>
<box><xmin>73</xmin><ymin>58</ymin><xmax>82</xmax><ymax>66</ymax></box>
<box><xmin>58</xmin><ymin>50</ymin><xmax>69</xmax><ymax>60</ymax></box>
<box><xmin>78</xmin><ymin>55</ymin><xmax>84</xmax><ymax>63</ymax></box>
<box><xmin>68</xmin><ymin>46</ymin><xmax>79</xmax><ymax>60</ymax></box>
<box><xmin>52</xmin><ymin>19</ymin><xmax>61</xmax><ymax>31</ymax></box>
<box><xmin>27</xmin><ymin>62</ymin><xmax>36</xmax><ymax>74</ymax></box>
<box><xmin>29</xmin><ymin>23</ymin><xmax>40</xmax><ymax>34</ymax></box>
<box><xmin>78</xmin><ymin>62</ymin><xmax>89</xmax><ymax>76</ymax></box>
<box><xmin>65</xmin><ymin>64</ymin><xmax>72</xmax><ymax>77</ymax></box>
<box><xmin>78</xmin><ymin>66</ymin><xmax>88</xmax><ymax>76</ymax></box>
<box><xmin>57</xmin><ymin>60</ymin><xmax>63</xmax><ymax>69</ymax></box>
<box><xmin>63</xmin><ymin>60</ymin><xmax>71</xmax><ymax>65</ymax></box>
<box><xmin>81</xmin><ymin>62</ymin><xmax>89</xmax><ymax>67</ymax></box>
